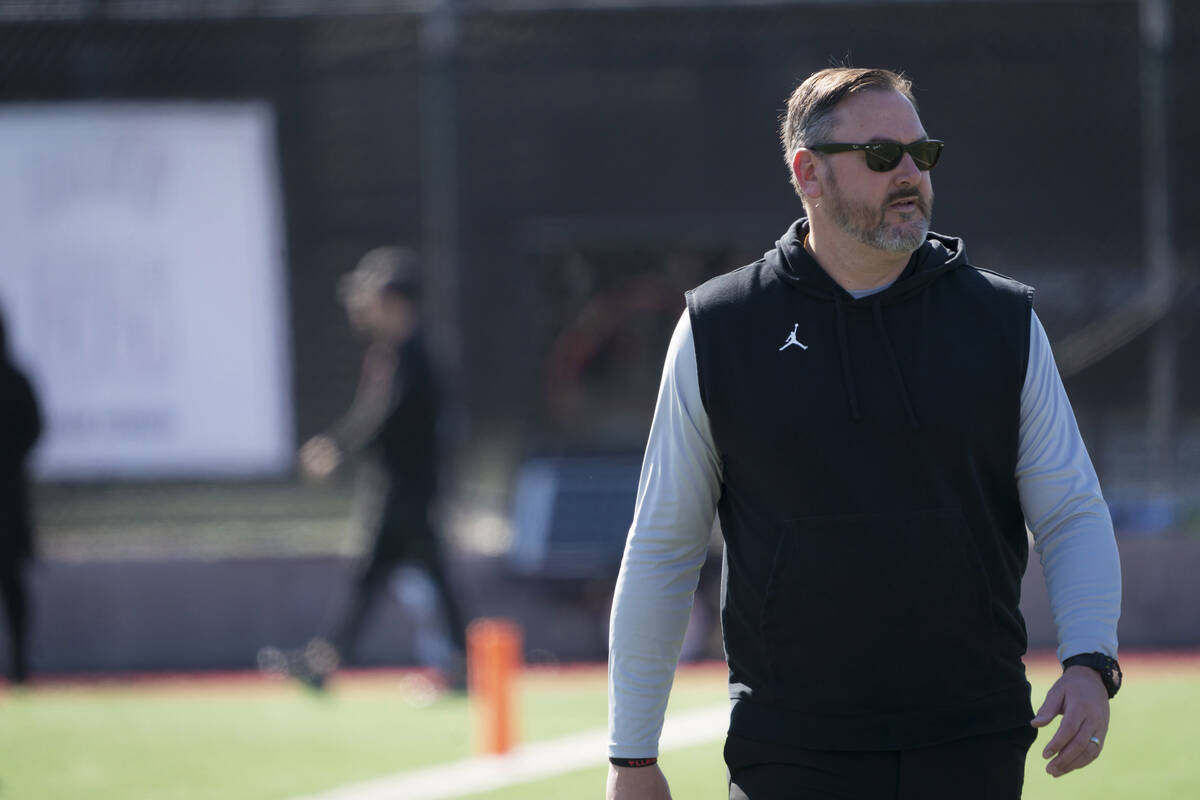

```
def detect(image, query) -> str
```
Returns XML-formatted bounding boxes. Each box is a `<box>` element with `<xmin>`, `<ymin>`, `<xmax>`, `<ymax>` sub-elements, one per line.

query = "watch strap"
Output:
<box><xmin>1062</xmin><ymin>652</ymin><xmax>1121</xmax><ymax>698</ymax></box>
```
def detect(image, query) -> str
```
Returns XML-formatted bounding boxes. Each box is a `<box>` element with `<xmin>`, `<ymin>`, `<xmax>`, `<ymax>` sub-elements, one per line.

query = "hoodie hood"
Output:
<box><xmin>767</xmin><ymin>218</ymin><xmax>968</xmax><ymax>430</ymax></box>
<box><xmin>769</xmin><ymin>217</ymin><xmax>968</xmax><ymax>306</ymax></box>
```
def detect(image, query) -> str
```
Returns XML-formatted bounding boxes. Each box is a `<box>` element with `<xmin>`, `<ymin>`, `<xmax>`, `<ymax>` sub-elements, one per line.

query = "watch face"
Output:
<box><xmin>1111</xmin><ymin>664</ymin><xmax>1122</xmax><ymax>690</ymax></box>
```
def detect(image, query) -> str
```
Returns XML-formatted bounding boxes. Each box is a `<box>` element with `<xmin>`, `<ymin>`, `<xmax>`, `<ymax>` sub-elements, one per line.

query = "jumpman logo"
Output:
<box><xmin>778</xmin><ymin>323</ymin><xmax>808</xmax><ymax>351</ymax></box>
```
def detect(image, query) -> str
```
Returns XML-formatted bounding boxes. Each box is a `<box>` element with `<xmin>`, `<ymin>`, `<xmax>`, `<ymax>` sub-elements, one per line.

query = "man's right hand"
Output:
<box><xmin>299</xmin><ymin>435</ymin><xmax>341</xmax><ymax>482</ymax></box>
<box><xmin>606</xmin><ymin>764</ymin><xmax>671</xmax><ymax>800</ymax></box>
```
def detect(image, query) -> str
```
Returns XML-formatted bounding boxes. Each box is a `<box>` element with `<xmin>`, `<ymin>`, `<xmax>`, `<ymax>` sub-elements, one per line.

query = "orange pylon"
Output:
<box><xmin>467</xmin><ymin>618</ymin><xmax>523</xmax><ymax>755</ymax></box>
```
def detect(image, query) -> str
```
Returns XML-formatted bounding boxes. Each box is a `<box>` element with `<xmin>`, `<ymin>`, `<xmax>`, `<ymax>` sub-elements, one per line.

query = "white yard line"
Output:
<box><xmin>293</xmin><ymin>704</ymin><xmax>730</xmax><ymax>800</ymax></box>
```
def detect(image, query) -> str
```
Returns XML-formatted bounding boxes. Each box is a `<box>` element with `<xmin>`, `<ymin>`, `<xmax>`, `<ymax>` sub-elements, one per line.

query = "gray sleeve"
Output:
<box><xmin>608</xmin><ymin>311</ymin><xmax>723</xmax><ymax>758</ymax></box>
<box><xmin>1017</xmin><ymin>312</ymin><xmax>1121</xmax><ymax>661</ymax></box>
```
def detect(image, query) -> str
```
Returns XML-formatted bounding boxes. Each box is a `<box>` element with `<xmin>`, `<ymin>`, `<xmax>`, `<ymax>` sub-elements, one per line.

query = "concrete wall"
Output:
<box><xmin>9</xmin><ymin>554</ymin><xmax>614</xmax><ymax>674</ymax></box>
<box><xmin>1021</xmin><ymin>537</ymin><xmax>1200</xmax><ymax>653</ymax></box>
<box><xmin>4</xmin><ymin>539</ymin><xmax>1197</xmax><ymax>675</ymax></box>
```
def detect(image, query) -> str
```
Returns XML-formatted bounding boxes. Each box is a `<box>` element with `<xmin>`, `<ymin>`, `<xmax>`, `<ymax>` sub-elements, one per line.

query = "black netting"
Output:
<box><xmin>1</xmin><ymin>1</ymin><xmax>1196</xmax><ymax>522</ymax></box>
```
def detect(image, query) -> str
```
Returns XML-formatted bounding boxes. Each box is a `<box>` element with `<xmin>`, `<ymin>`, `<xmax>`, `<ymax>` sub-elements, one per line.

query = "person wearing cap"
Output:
<box><xmin>607</xmin><ymin>68</ymin><xmax>1121</xmax><ymax>799</ymax></box>
<box><xmin>296</xmin><ymin>247</ymin><xmax>468</xmax><ymax>689</ymax></box>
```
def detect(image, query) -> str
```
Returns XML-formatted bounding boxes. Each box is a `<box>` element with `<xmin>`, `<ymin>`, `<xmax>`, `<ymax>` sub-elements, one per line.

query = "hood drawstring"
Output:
<box><xmin>872</xmin><ymin>300</ymin><xmax>921</xmax><ymax>431</ymax></box>
<box><xmin>778</xmin><ymin>229</ymin><xmax>929</xmax><ymax>430</ymax></box>
<box><xmin>833</xmin><ymin>292</ymin><xmax>862</xmax><ymax>423</ymax></box>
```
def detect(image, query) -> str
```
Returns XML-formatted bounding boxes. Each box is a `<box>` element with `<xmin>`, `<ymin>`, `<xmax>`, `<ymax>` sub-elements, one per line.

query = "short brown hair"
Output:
<box><xmin>780</xmin><ymin>68</ymin><xmax>916</xmax><ymax>198</ymax></box>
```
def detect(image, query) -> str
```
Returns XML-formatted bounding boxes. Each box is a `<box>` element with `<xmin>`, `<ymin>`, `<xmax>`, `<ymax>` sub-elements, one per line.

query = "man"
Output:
<box><xmin>295</xmin><ymin>247</ymin><xmax>468</xmax><ymax>689</ymax></box>
<box><xmin>607</xmin><ymin>68</ymin><xmax>1121</xmax><ymax>799</ymax></box>
<box><xmin>0</xmin><ymin>308</ymin><xmax>42</xmax><ymax>686</ymax></box>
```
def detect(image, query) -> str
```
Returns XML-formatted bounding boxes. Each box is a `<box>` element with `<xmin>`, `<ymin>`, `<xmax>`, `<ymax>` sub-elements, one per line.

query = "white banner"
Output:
<box><xmin>0</xmin><ymin>102</ymin><xmax>293</xmax><ymax>479</ymax></box>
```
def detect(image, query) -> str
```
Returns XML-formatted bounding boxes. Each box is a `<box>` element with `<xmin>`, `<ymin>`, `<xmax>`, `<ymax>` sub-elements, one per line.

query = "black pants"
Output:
<box><xmin>329</xmin><ymin>504</ymin><xmax>468</xmax><ymax>664</ymax></box>
<box><xmin>0</xmin><ymin>559</ymin><xmax>29</xmax><ymax>683</ymax></box>
<box><xmin>727</xmin><ymin>726</ymin><xmax>1038</xmax><ymax>800</ymax></box>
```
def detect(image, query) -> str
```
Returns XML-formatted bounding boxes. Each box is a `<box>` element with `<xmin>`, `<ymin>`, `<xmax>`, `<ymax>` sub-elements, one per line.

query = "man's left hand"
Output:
<box><xmin>1030</xmin><ymin>665</ymin><xmax>1111</xmax><ymax>778</ymax></box>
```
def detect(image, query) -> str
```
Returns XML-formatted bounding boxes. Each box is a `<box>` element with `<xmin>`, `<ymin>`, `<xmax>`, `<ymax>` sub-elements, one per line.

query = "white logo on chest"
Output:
<box><xmin>778</xmin><ymin>323</ymin><xmax>808</xmax><ymax>351</ymax></box>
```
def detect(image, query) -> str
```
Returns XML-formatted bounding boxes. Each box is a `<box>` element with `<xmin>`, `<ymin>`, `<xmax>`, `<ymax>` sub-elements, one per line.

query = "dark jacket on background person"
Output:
<box><xmin>374</xmin><ymin>331</ymin><xmax>441</xmax><ymax>506</ymax></box>
<box><xmin>332</xmin><ymin>332</ymin><xmax>441</xmax><ymax>496</ymax></box>
<box><xmin>0</xmin><ymin>317</ymin><xmax>42</xmax><ymax>561</ymax></box>
<box><xmin>332</xmin><ymin>330</ymin><xmax>442</xmax><ymax>558</ymax></box>
<box><xmin>686</xmin><ymin>219</ymin><xmax>1034</xmax><ymax>752</ymax></box>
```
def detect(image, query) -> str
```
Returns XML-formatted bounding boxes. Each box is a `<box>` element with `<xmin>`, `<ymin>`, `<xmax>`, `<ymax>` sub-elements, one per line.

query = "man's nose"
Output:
<box><xmin>893</xmin><ymin>153</ymin><xmax>922</xmax><ymax>185</ymax></box>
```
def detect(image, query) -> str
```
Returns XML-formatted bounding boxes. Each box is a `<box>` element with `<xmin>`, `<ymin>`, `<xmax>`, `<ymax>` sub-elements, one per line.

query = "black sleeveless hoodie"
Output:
<box><xmin>686</xmin><ymin>219</ymin><xmax>1035</xmax><ymax>751</ymax></box>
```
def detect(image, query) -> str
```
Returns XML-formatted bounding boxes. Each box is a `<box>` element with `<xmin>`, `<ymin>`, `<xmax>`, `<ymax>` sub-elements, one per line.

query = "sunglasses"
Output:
<box><xmin>808</xmin><ymin>139</ymin><xmax>944</xmax><ymax>172</ymax></box>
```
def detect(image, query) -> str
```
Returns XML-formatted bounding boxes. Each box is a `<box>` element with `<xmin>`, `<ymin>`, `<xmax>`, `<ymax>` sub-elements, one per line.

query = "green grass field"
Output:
<box><xmin>1</xmin><ymin>656</ymin><xmax>1196</xmax><ymax>799</ymax></box>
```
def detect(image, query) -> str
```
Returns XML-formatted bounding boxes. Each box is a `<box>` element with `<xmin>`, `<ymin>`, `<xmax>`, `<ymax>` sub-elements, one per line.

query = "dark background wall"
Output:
<box><xmin>2</xmin><ymin>1</ymin><xmax>1193</xmax><ymax>460</ymax></box>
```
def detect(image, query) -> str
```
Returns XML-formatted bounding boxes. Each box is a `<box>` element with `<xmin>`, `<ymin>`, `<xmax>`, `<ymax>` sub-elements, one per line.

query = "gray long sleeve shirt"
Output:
<box><xmin>607</xmin><ymin>308</ymin><xmax>1121</xmax><ymax>758</ymax></box>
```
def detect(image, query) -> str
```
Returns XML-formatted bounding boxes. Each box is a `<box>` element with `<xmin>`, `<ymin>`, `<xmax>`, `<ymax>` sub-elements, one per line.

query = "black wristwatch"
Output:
<box><xmin>1062</xmin><ymin>652</ymin><xmax>1122</xmax><ymax>699</ymax></box>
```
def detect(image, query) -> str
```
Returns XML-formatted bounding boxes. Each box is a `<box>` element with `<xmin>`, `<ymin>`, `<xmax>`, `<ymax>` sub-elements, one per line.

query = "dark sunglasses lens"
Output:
<box><xmin>864</xmin><ymin>143</ymin><xmax>903</xmax><ymax>172</ymax></box>
<box><xmin>910</xmin><ymin>141</ymin><xmax>943</xmax><ymax>170</ymax></box>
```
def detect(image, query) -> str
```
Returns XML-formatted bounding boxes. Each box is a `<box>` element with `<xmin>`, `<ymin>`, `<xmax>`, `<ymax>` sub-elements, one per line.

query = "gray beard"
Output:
<box><xmin>824</xmin><ymin>173</ymin><xmax>933</xmax><ymax>254</ymax></box>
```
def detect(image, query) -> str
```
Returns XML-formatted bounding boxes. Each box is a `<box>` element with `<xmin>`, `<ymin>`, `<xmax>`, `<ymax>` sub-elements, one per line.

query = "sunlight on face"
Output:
<box><xmin>823</xmin><ymin>165</ymin><xmax>933</xmax><ymax>253</ymax></box>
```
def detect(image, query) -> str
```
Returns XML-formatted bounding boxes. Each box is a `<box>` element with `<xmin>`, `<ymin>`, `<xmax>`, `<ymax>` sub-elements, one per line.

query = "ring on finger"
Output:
<box><xmin>1088</xmin><ymin>736</ymin><xmax>1102</xmax><ymax>748</ymax></box>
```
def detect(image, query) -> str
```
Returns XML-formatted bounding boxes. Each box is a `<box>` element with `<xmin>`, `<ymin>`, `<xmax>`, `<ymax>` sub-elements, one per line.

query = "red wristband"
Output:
<box><xmin>609</xmin><ymin>757</ymin><xmax>658</xmax><ymax>768</ymax></box>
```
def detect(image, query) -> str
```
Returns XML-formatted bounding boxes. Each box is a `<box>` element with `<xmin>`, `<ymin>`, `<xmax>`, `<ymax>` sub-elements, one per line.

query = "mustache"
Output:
<box><xmin>884</xmin><ymin>189</ymin><xmax>931</xmax><ymax>216</ymax></box>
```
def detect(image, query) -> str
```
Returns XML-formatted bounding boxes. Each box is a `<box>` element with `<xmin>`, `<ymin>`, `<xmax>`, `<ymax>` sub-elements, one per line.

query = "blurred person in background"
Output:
<box><xmin>288</xmin><ymin>247</ymin><xmax>468</xmax><ymax>690</ymax></box>
<box><xmin>607</xmin><ymin>68</ymin><xmax>1122</xmax><ymax>800</ymax></box>
<box><xmin>0</xmin><ymin>308</ymin><xmax>42</xmax><ymax>686</ymax></box>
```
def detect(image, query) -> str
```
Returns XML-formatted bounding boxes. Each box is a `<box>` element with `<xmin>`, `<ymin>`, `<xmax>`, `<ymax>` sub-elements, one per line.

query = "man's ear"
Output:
<box><xmin>792</xmin><ymin>149</ymin><xmax>823</xmax><ymax>200</ymax></box>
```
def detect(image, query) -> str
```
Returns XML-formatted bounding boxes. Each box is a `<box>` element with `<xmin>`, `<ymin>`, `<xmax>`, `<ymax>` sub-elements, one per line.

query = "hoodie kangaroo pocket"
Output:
<box><xmin>760</xmin><ymin>509</ymin><xmax>995</xmax><ymax>715</ymax></box>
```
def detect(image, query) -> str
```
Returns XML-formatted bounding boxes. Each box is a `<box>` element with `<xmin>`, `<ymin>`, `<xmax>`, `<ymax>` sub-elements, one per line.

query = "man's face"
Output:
<box><xmin>344</xmin><ymin>280</ymin><xmax>417</xmax><ymax>339</ymax></box>
<box><xmin>376</xmin><ymin>291</ymin><xmax>417</xmax><ymax>343</ymax></box>
<box><xmin>813</xmin><ymin>89</ymin><xmax>934</xmax><ymax>254</ymax></box>
<box><xmin>343</xmin><ymin>289</ymin><xmax>377</xmax><ymax>336</ymax></box>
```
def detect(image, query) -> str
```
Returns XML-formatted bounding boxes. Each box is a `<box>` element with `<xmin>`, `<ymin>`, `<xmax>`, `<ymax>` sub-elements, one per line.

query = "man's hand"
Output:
<box><xmin>606</xmin><ymin>763</ymin><xmax>671</xmax><ymax>800</ymax></box>
<box><xmin>1031</xmin><ymin>665</ymin><xmax>1111</xmax><ymax>778</ymax></box>
<box><xmin>299</xmin><ymin>435</ymin><xmax>341</xmax><ymax>482</ymax></box>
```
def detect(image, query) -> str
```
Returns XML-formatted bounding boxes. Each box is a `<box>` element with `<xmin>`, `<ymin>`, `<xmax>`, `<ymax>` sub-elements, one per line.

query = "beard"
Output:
<box><xmin>822</xmin><ymin>170</ymin><xmax>933</xmax><ymax>254</ymax></box>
